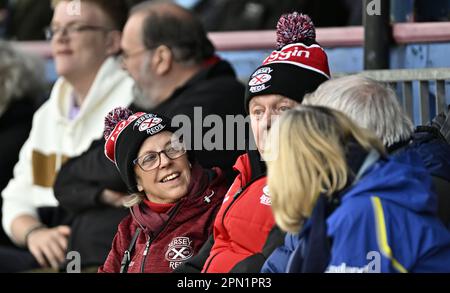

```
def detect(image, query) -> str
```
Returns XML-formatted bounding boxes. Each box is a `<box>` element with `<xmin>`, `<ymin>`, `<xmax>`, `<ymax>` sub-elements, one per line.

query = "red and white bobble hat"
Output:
<box><xmin>245</xmin><ymin>12</ymin><xmax>330</xmax><ymax>112</ymax></box>
<box><xmin>104</xmin><ymin>107</ymin><xmax>177</xmax><ymax>192</ymax></box>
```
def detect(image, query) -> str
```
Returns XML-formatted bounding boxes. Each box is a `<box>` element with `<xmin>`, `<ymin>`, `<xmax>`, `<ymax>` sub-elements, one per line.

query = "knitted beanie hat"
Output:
<box><xmin>245</xmin><ymin>12</ymin><xmax>331</xmax><ymax>112</ymax></box>
<box><xmin>104</xmin><ymin>107</ymin><xmax>178</xmax><ymax>192</ymax></box>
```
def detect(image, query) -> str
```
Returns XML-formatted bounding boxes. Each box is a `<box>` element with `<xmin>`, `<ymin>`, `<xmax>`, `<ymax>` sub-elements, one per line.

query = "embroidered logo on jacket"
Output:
<box><xmin>165</xmin><ymin>236</ymin><xmax>194</xmax><ymax>269</ymax></box>
<box><xmin>260</xmin><ymin>185</ymin><xmax>271</xmax><ymax>206</ymax></box>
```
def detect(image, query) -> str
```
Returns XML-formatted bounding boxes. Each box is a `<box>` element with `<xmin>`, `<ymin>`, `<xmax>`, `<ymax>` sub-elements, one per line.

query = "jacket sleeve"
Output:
<box><xmin>261</xmin><ymin>233</ymin><xmax>297</xmax><ymax>273</ymax></box>
<box><xmin>1</xmin><ymin>136</ymin><xmax>38</xmax><ymax>239</ymax></box>
<box><xmin>54</xmin><ymin>139</ymin><xmax>127</xmax><ymax>213</ymax></box>
<box><xmin>229</xmin><ymin>225</ymin><xmax>286</xmax><ymax>273</ymax></box>
<box><xmin>173</xmin><ymin>234</ymin><xmax>215</xmax><ymax>273</ymax></box>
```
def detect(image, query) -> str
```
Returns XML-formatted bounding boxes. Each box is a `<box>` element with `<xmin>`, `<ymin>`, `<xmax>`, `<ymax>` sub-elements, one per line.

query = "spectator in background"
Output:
<box><xmin>262</xmin><ymin>106</ymin><xmax>450</xmax><ymax>273</ymax></box>
<box><xmin>0</xmin><ymin>41</ymin><xmax>47</xmax><ymax>247</ymax></box>
<box><xmin>303</xmin><ymin>75</ymin><xmax>450</xmax><ymax>226</ymax></box>
<box><xmin>175</xmin><ymin>12</ymin><xmax>330</xmax><ymax>273</ymax></box>
<box><xmin>120</xmin><ymin>1</ymin><xmax>246</xmax><ymax>182</ymax></box>
<box><xmin>0</xmin><ymin>0</ymin><xmax>133</xmax><ymax>272</ymax></box>
<box><xmin>99</xmin><ymin>109</ymin><xmax>228</xmax><ymax>273</ymax></box>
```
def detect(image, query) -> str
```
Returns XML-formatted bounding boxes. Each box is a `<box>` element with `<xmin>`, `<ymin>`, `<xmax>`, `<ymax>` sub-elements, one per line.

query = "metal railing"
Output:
<box><xmin>360</xmin><ymin>68</ymin><xmax>450</xmax><ymax>125</ymax></box>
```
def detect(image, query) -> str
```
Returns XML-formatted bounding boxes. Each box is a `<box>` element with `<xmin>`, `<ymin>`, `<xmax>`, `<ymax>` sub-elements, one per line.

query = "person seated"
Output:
<box><xmin>175</xmin><ymin>11</ymin><xmax>330</xmax><ymax>273</ymax></box>
<box><xmin>303</xmin><ymin>75</ymin><xmax>450</xmax><ymax>226</ymax></box>
<box><xmin>262</xmin><ymin>105</ymin><xmax>450</xmax><ymax>273</ymax></box>
<box><xmin>99</xmin><ymin>108</ymin><xmax>228</xmax><ymax>273</ymax></box>
<box><xmin>0</xmin><ymin>0</ymin><xmax>133</xmax><ymax>272</ymax></box>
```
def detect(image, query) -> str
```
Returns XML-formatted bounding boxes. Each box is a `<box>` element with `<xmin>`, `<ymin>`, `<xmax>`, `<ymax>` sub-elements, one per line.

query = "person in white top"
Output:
<box><xmin>0</xmin><ymin>0</ymin><xmax>133</xmax><ymax>272</ymax></box>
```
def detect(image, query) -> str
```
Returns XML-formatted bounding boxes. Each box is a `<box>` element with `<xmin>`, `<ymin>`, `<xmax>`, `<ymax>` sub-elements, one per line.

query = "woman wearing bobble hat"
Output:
<box><xmin>175</xmin><ymin>12</ymin><xmax>331</xmax><ymax>273</ymax></box>
<box><xmin>98</xmin><ymin>107</ymin><xmax>228</xmax><ymax>273</ymax></box>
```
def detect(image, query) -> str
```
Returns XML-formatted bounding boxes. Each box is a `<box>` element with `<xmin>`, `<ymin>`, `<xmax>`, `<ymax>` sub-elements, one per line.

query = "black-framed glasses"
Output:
<box><xmin>45</xmin><ymin>23</ymin><xmax>112</xmax><ymax>40</ymax></box>
<box><xmin>133</xmin><ymin>144</ymin><xmax>187</xmax><ymax>172</ymax></box>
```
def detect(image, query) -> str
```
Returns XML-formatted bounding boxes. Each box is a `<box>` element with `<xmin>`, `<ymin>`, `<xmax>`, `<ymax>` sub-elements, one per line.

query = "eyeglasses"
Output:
<box><xmin>133</xmin><ymin>144</ymin><xmax>187</xmax><ymax>172</ymax></box>
<box><xmin>117</xmin><ymin>48</ymin><xmax>148</xmax><ymax>65</ymax></box>
<box><xmin>45</xmin><ymin>23</ymin><xmax>112</xmax><ymax>40</ymax></box>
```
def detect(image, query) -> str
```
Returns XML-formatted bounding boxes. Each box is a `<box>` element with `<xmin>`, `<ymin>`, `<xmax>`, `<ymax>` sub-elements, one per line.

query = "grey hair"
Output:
<box><xmin>303</xmin><ymin>75</ymin><xmax>414</xmax><ymax>147</ymax></box>
<box><xmin>0</xmin><ymin>41</ymin><xmax>46</xmax><ymax>116</ymax></box>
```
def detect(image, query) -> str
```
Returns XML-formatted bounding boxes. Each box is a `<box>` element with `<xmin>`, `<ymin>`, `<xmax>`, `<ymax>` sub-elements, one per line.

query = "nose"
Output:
<box><xmin>262</xmin><ymin>110</ymin><xmax>276</xmax><ymax>131</ymax></box>
<box><xmin>158</xmin><ymin>152</ymin><xmax>171</xmax><ymax>168</ymax></box>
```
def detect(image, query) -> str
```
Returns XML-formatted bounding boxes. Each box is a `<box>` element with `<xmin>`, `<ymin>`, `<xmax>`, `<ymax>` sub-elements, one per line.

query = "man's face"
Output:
<box><xmin>249</xmin><ymin>95</ymin><xmax>298</xmax><ymax>155</ymax></box>
<box><xmin>121</xmin><ymin>13</ymin><xmax>156</xmax><ymax>100</ymax></box>
<box><xmin>50</xmin><ymin>1</ymin><xmax>116</xmax><ymax>80</ymax></box>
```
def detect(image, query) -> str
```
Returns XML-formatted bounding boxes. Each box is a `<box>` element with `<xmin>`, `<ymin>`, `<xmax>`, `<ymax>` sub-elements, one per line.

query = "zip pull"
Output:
<box><xmin>204</xmin><ymin>191</ymin><xmax>215</xmax><ymax>203</ymax></box>
<box><xmin>233</xmin><ymin>188</ymin><xmax>243</xmax><ymax>199</ymax></box>
<box><xmin>120</xmin><ymin>250</ymin><xmax>130</xmax><ymax>272</ymax></box>
<box><xmin>143</xmin><ymin>238</ymin><xmax>151</xmax><ymax>256</ymax></box>
<box><xmin>140</xmin><ymin>235</ymin><xmax>152</xmax><ymax>273</ymax></box>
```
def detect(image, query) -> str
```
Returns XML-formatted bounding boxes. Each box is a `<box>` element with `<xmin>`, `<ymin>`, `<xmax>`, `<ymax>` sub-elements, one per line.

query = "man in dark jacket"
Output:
<box><xmin>120</xmin><ymin>1</ymin><xmax>246</xmax><ymax>179</ymax></box>
<box><xmin>54</xmin><ymin>1</ymin><xmax>245</xmax><ymax>269</ymax></box>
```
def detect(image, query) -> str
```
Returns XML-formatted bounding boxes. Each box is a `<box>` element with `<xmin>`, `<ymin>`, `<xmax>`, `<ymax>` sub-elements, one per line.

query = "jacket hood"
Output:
<box><xmin>50</xmin><ymin>57</ymin><xmax>129</xmax><ymax>122</ymax></box>
<box><xmin>343</xmin><ymin>152</ymin><xmax>437</xmax><ymax>214</ymax></box>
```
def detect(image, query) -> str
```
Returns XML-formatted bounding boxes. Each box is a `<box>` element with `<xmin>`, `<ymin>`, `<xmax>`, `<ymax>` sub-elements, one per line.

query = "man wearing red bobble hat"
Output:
<box><xmin>175</xmin><ymin>12</ymin><xmax>331</xmax><ymax>273</ymax></box>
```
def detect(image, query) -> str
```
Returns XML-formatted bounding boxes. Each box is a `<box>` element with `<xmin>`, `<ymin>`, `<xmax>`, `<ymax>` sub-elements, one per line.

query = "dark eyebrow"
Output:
<box><xmin>50</xmin><ymin>20</ymin><xmax>87</xmax><ymax>27</ymax></box>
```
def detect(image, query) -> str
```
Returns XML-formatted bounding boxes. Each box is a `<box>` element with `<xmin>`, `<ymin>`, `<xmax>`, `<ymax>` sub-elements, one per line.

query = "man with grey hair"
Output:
<box><xmin>304</xmin><ymin>75</ymin><xmax>414</xmax><ymax>150</ymax></box>
<box><xmin>304</xmin><ymin>74</ymin><xmax>450</xmax><ymax>226</ymax></box>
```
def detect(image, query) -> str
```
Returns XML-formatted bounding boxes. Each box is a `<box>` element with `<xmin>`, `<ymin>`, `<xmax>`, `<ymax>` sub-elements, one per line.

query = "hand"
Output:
<box><xmin>27</xmin><ymin>225</ymin><xmax>71</xmax><ymax>270</ymax></box>
<box><xmin>100</xmin><ymin>189</ymin><xmax>130</xmax><ymax>207</ymax></box>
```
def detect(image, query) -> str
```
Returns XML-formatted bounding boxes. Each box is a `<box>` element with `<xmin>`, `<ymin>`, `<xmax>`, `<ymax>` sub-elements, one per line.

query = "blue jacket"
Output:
<box><xmin>392</xmin><ymin>130</ymin><xmax>450</xmax><ymax>227</ymax></box>
<box><xmin>394</xmin><ymin>130</ymin><xmax>450</xmax><ymax>182</ymax></box>
<box><xmin>262</xmin><ymin>155</ymin><xmax>450</xmax><ymax>273</ymax></box>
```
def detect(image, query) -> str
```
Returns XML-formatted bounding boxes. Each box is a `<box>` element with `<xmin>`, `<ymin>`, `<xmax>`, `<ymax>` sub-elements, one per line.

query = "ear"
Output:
<box><xmin>105</xmin><ymin>30</ymin><xmax>122</xmax><ymax>56</ymax></box>
<box><xmin>152</xmin><ymin>45</ymin><xmax>173</xmax><ymax>76</ymax></box>
<box><xmin>135</xmin><ymin>175</ymin><xmax>144</xmax><ymax>193</ymax></box>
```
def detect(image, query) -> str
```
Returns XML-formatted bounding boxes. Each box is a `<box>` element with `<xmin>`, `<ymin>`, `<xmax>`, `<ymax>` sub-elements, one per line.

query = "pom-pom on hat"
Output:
<box><xmin>104</xmin><ymin>107</ymin><xmax>178</xmax><ymax>193</ymax></box>
<box><xmin>245</xmin><ymin>12</ymin><xmax>330</xmax><ymax>112</ymax></box>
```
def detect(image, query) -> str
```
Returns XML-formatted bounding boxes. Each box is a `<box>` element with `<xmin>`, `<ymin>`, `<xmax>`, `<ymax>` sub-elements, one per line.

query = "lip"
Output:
<box><xmin>160</xmin><ymin>176</ymin><xmax>181</xmax><ymax>187</ymax></box>
<box><xmin>159</xmin><ymin>172</ymin><xmax>181</xmax><ymax>183</ymax></box>
<box><xmin>55</xmin><ymin>49</ymin><xmax>73</xmax><ymax>56</ymax></box>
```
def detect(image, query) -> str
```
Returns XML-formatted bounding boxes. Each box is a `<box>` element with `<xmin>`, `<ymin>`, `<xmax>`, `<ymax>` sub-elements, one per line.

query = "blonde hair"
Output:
<box><xmin>123</xmin><ymin>192</ymin><xmax>145</xmax><ymax>208</ymax></box>
<box><xmin>265</xmin><ymin>105</ymin><xmax>385</xmax><ymax>233</ymax></box>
